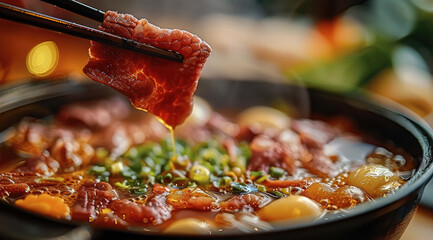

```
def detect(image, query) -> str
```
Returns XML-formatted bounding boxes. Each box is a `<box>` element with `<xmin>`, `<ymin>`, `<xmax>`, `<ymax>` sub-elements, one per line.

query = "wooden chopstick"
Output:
<box><xmin>40</xmin><ymin>0</ymin><xmax>105</xmax><ymax>22</ymax></box>
<box><xmin>0</xmin><ymin>3</ymin><xmax>184</xmax><ymax>63</ymax></box>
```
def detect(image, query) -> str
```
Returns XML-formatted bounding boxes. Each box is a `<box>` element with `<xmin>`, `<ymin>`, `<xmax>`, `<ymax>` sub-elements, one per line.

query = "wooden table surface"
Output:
<box><xmin>400</xmin><ymin>206</ymin><xmax>433</xmax><ymax>240</ymax></box>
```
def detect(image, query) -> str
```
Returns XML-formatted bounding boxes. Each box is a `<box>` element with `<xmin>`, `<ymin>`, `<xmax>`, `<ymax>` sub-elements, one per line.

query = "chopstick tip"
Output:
<box><xmin>173</xmin><ymin>51</ymin><xmax>184</xmax><ymax>63</ymax></box>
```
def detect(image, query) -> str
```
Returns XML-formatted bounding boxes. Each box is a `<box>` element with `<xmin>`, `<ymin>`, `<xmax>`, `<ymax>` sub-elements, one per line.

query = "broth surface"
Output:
<box><xmin>0</xmin><ymin>97</ymin><xmax>416</xmax><ymax>234</ymax></box>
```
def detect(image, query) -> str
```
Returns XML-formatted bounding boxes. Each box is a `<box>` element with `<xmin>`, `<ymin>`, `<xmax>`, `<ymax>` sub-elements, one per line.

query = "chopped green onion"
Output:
<box><xmin>202</xmin><ymin>148</ymin><xmax>219</xmax><ymax>160</ymax></box>
<box><xmin>89</xmin><ymin>165</ymin><xmax>106</xmax><ymax>174</ymax></box>
<box><xmin>34</xmin><ymin>177</ymin><xmax>65</xmax><ymax>183</ymax></box>
<box><xmin>131</xmin><ymin>187</ymin><xmax>147</xmax><ymax>196</ymax></box>
<box><xmin>269</xmin><ymin>167</ymin><xmax>286</xmax><ymax>179</ymax></box>
<box><xmin>255</xmin><ymin>175</ymin><xmax>268</xmax><ymax>184</ymax></box>
<box><xmin>235</xmin><ymin>142</ymin><xmax>251</xmax><ymax>172</ymax></box>
<box><xmin>251</xmin><ymin>170</ymin><xmax>265</xmax><ymax>177</ymax></box>
<box><xmin>125</xmin><ymin>147</ymin><xmax>138</xmax><ymax>159</ymax></box>
<box><xmin>280</xmin><ymin>187</ymin><xmax>292</xmax><ymax>195</ymax></box>
<box><xmin>156</xmin><ymin>175</ymin><xmax>163</xmax><ymax>184</ymax></box>
<box><xmin>114</xmin><ymin>179</ymin><xmax>148</xmax><ymax>196</ymax></box>
<box><xmin>189</xmin><ymin>165</ymin><xmax>211</xmax><ymax>185</ymax></box>
<box><xmin>96</xmin><ymin>148</ymin><xmax>109</xmax><ymax>159</ymax></box>
<box><xmin>96</xmin><ymin>171</ymin><xmax>110</xmax><ymax>182</ymax></box>
<box><xmin>272</xmin><ymin>191</ymin><xmax>285</xmax><ymax>198</ymax></box>
<box><xmin>114</xmin><ymin>182</ymin><xmax>129</xmax><ymax>190</ymax></box>
<box><xmin>140</xmin><ymin>166</ymin><xmax>152</xmax><ymax>177</ymax></box>
<box><xmin>88</xmin><ymin>165</ymin><xmax>110</xmax><ymax>182</ymax></box>
<box><xmin>219</xmin><ymin>176</ymin><xmax>232</xmax><ymax>187</ymax></box>
<box><xmin>163</xmin><ymin>173</ymin><xmax>173</xmax><ymax>183</ymax></box>
<box><xmin>257</xmin><ymin>184</ymin><xmax>267</xmax><ymax>192</ymax></box>
<box><xmin>230</xmin><ymin>182</ymin><xmax>257</xmax><ymax>194</ymax></box>
<box><xmin>120</xmin><ymin>167</ymin><xmax>136</xmax><ymax>179</ymax></box>
<box><xmin>110</xmin><ymin>161</ymin><xmax>124</xmax><ymax>174</ymax></box>
<box><xmin>129</xmin><ymin>160</ymin><xmax>142</xmax><ymax>173</ymax></box>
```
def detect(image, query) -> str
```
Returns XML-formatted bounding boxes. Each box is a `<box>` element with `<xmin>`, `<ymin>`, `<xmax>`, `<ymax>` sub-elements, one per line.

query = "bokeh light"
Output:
<box><xmin>26</xmin><ymin>41</ymin><xmax>59</xmax><ymax>77</ymax></box>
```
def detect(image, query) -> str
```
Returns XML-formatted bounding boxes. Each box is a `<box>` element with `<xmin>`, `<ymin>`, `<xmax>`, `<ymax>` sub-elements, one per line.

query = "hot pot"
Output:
<box><xmin>0</xmin><ymin>79</ymin><xmax>432</xmax><ymax>240</ymax></box>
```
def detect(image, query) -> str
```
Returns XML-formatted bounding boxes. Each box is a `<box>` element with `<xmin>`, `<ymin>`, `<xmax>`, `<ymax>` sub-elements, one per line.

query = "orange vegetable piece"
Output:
<box><xmin>15</xmin><ymin>193</ymin><xmax>70</xmax><ymax>219</ymax></box>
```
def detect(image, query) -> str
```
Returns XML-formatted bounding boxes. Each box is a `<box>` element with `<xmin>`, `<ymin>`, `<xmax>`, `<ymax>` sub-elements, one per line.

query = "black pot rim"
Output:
<box><xmin>1</xmin><ymin>79</ymin><xmax>433</xmax><ymax>238</ymax></box>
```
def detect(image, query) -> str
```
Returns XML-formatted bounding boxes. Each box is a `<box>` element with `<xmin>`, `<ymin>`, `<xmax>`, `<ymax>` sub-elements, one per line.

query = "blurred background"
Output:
<box><xmin>2</xmin><ymin>0</ymin><xmax>433</xmax><ymax>118</ymax></box>
<box><xmin>1</xmin><ymin>0</ymin><xmax>433</xmax><ymax>238</ymax></box>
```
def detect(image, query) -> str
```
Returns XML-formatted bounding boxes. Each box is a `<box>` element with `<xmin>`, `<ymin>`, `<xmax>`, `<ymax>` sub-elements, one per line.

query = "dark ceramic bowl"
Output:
<box><xmin>0</xmin><ymin>79</ymin><xmax>432</xmax><ymax>240</ymax></box>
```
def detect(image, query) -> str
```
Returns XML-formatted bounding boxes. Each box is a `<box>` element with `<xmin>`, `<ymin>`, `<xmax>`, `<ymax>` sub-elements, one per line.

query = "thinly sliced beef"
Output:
<box><xmin>292</xmin><ymin>120</ymin><xmax>342</xmax><ymax>177</ymax></box>
<box><xmin>220</xmin><ymin>194</ymin><xmax>269</xmax><ymax>212</ymax></box>
<box><xmin>50</xmin><ymin>137</ymin><xmax>95</xmax><ymax>173</ymax></box>
<box><xmin>248</xmin><ymin>133</ymin><xmax>307</xmax><ymax>175</ymax></box>
<box><xmin>291</xmin><ymin>120</ymin><xmax>340</xmax><ymax>148</ymax></box>
<box><xmin>83</xmin><ymin>11</ymin><xmax>211</xmax><ymax>128</ymax></box>
<box><xmin>248</xmin><ymin>135</ymin><xmax>287</xmax><ymax>173</ymax></box>
<box><xmin>110</xmin><ymin>184</ymin><xmax>172</xmax><ymax>225</ymax></box>
<box><xmin>71</xmin><ymin>180</ymin><xmax>118</xmax><ymax>221</ymax></box>
<box><xmin>9</xmin><ymin>119</ymin><xmax>95</xmax><ymax>173</ymax></box>
<box><xmin>301</xmin><ymin>148</ymin><xmax>341</xmax><ymax>178</ymax></box>
<box><xmin>0</xmin><ymin>183</ymin><xmax>29</xmax><ymax>198</ymax></box>
<box><xmin>57</xmin><ymin>98</ymin><xmax>130</xmax><ymax>130</ymax></box>
<box><xmin>8</xmin><ymin>99</ymin><xmax>172</xmax><ymax>174</ymax></box>
<box><xmin>9</xmin><ymin>119</ymin><xmax>53</xmax><ymax>156</ymax></box>
<box><xmin>0</xmin><ymin>173</ymin><xmax>41</xmax><ymax>198</ymax></box>
<box><xmin>15</xmin><ymin>155</ymin><xmax>60</xmax><ymax>176</ymax></box>
<box><xmin>88</xmin><ymin>116</ymin><xmax>169</xmax><ymax>158</ymax></box>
